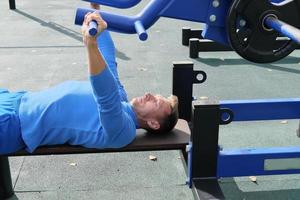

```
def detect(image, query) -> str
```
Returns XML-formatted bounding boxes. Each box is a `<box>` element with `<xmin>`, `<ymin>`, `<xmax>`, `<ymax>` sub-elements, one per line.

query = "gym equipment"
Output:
<box><xmin>227</xmin><ymin>0</ymin><xmax>300</xmax><ymax>63</ymax></box>
<box><xmin>82</xmin><ymin>0</ymin><xmax>141</xmax><ymax>8</ymax></box>
<box><xmin>182</xmin><ymin>28</ymin><xmax>233</xmax><ymax>59</ymax></box>
<box><xmin>173</xmin><ymin>63</ymin><xmax>300</xmax><ymax>199</ymax></box>
<box><xmin>182</xmin><ymin>27</ymin><xmax>300</xmax><ymax>59</ymax></box>
<box><xmin>8</xmin><ymin>0</ymin><xmax>15</xmax><ymax>9</ymax></box>
<box><xmin>7</xmin><ymin>0</ymin><xmax>141</xmax><ymax>10</ymax></box>
<box><xmin>297</xmin><ymin>121</ymin><xmax>300</xmax><ymax>137</ymax></box>
<box><xmin>89</xmin><ymin>21</ymin><xmax>98</xmax><ymax>36</ymax></box>
<box><xmin>0</xmin><ymin>121</ymin><xmax>190</xmax><ymax>199</ymax></box>
<box><xmin>76</xmin><ymin>0</ymin><xmax>300</xmax><ymax>63</ymax></box>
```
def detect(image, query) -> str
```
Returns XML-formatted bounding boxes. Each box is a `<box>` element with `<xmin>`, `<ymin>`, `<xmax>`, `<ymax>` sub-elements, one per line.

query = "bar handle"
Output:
<box><xmin>264</xmin><ymin>16</ymin><xmax>300</xmax><ymax>44</ymax></box>
<box><xmin>75</xmin><ymin>8</ymin><xmax>99</xmax><ymax>36</ymax></box>
<box><xmin>134</xmin><ymin>21</ymin><xmax>148</xmax><ymax>41</ymax></box>
<box><xmin>89</xmin><ymin>20</ymin><xmax>98</xmax><ymax>36</ymax></box>
<box><xmin>82</xmin><ymin>0</ymin><xmax>141</xmax><ymax>9</ymax></box>
<box><xmin>75</xmin><ymin>8</ymin><xmax>149</xmax><ymax>41</ymax></box>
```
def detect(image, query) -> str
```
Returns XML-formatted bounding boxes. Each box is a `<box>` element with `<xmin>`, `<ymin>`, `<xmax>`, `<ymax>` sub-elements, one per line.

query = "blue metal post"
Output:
<box><xmin>218</xmin><ymin>147</ymin><xmax>300</xmax><ymax>177</ymax></box>
<box><xmin>221</xmin><ymin>98</ymin><xmax>300</xmax><ymax>121</ymax></box>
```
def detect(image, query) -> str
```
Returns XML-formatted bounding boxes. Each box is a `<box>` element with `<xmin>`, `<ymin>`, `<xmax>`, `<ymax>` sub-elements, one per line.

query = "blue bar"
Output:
<box><xmin>75</xmin><ymin>0</ymin><xmax>212</xmax><ymax>40</ymax></box>
<box><xmin>89</xmin><ymin>20</ymin><xmax>98</xmax><ymax>36</ymax></box>
<box><xmin>134</xmin><ymin>21</ymin><xmax>148</xmax><ymax>41</ymax></box>
<box><xmin>220</xmin><ymin>98</ymin><xmax>300</xmax><ymax>121</ymax></box>
<box><xmin>75</xmin><ymin>0</ymin><xmax>168</xmax><ymax>41</ymax></box>
<box><xmin>217</xmin><ymin>146</ymin><xmax>300</xmax><ymax>178</ymax></box>
<box><xmin>265</xmin><ymin>16</ymin><xmax>300</xmax><ymax>44</ymax></box>
<box><xmin>82</xmin><ymin>0</ymin><xmax>141</xmax><ymax>9</ymax></box>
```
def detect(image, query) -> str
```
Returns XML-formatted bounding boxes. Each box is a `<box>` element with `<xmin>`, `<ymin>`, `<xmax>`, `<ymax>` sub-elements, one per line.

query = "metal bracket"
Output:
<box><xmin>172</xmin><ymin>61</ymin><xmax>207</xmax><ymax>122</ymax></box>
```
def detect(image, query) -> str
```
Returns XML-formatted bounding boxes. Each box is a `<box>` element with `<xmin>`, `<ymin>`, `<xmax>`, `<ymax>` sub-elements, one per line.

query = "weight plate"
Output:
<box><xmin>227</xmin><ymin>0</ymin><xmax>300</xmax><ymax>63</ymax></box>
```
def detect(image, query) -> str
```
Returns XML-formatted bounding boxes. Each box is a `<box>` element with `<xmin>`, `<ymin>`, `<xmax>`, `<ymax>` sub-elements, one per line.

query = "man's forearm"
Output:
<box><xmin>82</xmin><ymin>12</ymin><xmax>108</xmax><ymax>75</ymax></box>
<box><xmin>86</xmin><ymin>41</ymin><xmax>106</xmax><ymax>76</ymax></box>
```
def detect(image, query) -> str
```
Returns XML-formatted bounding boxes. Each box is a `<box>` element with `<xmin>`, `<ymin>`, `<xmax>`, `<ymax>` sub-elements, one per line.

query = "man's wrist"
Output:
<box><xmin>85</xmin><ymin>39</ymin><xmax>98</xmax><ymax>49</ymax></box>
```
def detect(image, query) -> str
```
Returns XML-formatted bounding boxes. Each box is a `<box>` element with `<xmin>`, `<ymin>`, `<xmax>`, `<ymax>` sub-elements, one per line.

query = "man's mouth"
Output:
<box><xmin>137</xmin><ymin>97</ymin><xmax>143</xmax><ymax>104</ymax></box>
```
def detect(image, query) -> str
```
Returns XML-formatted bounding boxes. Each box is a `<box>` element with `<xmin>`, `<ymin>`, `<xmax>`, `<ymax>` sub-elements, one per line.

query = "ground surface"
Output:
<box><xmin>1</xmin><ymin>0</ymin><xmax>300</xmax><ymax>199</ymax></box>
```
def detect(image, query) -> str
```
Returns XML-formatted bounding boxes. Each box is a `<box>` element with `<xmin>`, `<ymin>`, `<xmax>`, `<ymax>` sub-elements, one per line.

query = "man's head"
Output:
<box><xmin>131</xmin><ymin>93</ymin><xmax>179</xmax><ymax>133</ymax></box>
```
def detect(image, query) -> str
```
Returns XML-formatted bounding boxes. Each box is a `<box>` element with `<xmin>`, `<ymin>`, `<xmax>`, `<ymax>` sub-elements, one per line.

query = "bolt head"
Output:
<box><xmin>209</xmin><ymin>15</ymin><xmax>217</xmax><ymax>22</ymax></box>
<box><xmin>212</xmin><ymin>0</ymin><xmax>220</xmax><ymax>7</ymax></box>
<box><xmin>239</xmin><ymin>19</ymin><xmax>246</xmax><ymax>27</ymax></box>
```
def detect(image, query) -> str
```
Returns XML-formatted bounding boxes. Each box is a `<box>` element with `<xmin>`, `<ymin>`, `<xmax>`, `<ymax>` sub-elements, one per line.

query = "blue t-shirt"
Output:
<box><xmin>19</xmin><ymin>67</ymin><xmax>138</xmax><ymax>153</ymax></box>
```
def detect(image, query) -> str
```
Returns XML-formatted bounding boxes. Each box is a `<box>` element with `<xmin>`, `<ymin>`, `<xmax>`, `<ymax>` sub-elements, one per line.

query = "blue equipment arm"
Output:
<box><xmin>82</xmin><ymin>0</ymin><xmax>141</xmax><ymax>9</ymax></box>
<box><xmin>75</xmin><ymin>0</ymin><xmax>175</xmax><ymax>41</ymax></box>
<box><xmin>75</xmin><ymin>0</ymin><xmax>215</xmax><ymax>41</ymax></box>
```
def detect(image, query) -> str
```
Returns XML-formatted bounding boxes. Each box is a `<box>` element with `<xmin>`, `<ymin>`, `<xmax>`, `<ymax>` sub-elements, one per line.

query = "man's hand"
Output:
<box><xmin>82</xmin><ymin>12</ymin><xmax>107</xmax><ymax>75</ymax></box>
<box><xmin>81</xmin><ymin>12</ymin><xmax>107</xmax><ymax>47</ymax></box>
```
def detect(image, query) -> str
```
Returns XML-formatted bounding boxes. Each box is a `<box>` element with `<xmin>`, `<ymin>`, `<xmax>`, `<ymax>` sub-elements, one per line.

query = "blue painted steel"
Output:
<box><xmin>220</xmin><ymin>98</ymin><xmax>300</xmax><ymax>121</ymax></box>
<box><xmin>217</xmin><ymin>146</ymin><xmax>300</xmax><ymax>178</ymax></box>
<box><xmin>134</xmin><ymin>21</ymin><xmax>148</xmax><ymax>41</ymax></box>
<box><xmin>203</xmin><ymin>0</ymin><xmax>231</xmax><ymax>45</ymax></box>
<box><xmin>265</xmin><ymin>16</ymin><xmax>300</xmax><ymax>44</ymax></box>
<box><xmin>82</xmin><ymin>0</ymin><xmax>141</xmax><ymax>9</ymax></box>
<box><xmin>75</xmin><ymin>0</ymin><xmax>230</xmax><ymax>43</ymax></box>
<box><xmin>75</xmin><ymin>8</ymin><xmax>91</xmax><ymax>26</ymax></box>
<box><xmin>77</xmin><ymin>0</ymin><xmax>296</xmax><ymax>44</ymax></box>
<box><xmin>75</xmin><ymin>8</ymin><xmax>100</xmax><ymax>37</ymax></box>
<box><xmin>187</xmin><ymin>142</ymin><xmax>193</xmax><ymax>188</ymax></box>
<box><xmin>75</xmin><ymin>0</ymin><xmax>171</xmax><ymax>38</ymax></box>
<box><xmin>89</xmin><ymin>20</ymin><xmax>98</xmax><ymax>36</ymax></box>
<box><xmin>77</xmin><ymin>0</ymin><xmax>299</xmax><ymax>44</ymax></box>
<box><xmin>202</xmin><ymin>25</ymin><xmax>229</xmax><ymax>45</ymax></box>
<box><xmin>272</xmin><ymin>0</ymin><xmax>293</xmax><ymax>4</ymax></box>
<box><xmin>159</xmin><ymin>0</ymin><xmax>208</xmax><ymax>23</ymax></box>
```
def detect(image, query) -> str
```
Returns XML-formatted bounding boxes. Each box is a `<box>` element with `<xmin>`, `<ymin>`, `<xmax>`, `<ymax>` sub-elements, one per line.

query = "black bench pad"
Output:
<box><xmin>6</xmin><ymin>119</ymin><xmax>190</xmax><ymax>156</ymax></box>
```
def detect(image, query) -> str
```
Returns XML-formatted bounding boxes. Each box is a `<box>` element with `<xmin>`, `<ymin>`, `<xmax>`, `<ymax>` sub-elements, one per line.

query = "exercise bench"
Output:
<box><xmin>0</xmin><ymin>119</ymin><xmax>190</xmax><ymax>199</ymax></box>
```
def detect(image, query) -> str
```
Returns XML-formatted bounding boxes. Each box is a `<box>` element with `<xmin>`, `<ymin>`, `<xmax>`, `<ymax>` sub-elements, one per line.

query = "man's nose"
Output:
<box><xmin>145</xmin><ymin>93</ymin><xmax>152</xmax><ymax>98</ymax></box>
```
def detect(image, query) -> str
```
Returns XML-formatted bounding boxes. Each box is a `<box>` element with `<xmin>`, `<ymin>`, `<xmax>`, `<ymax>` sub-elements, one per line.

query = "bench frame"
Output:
<box><xmin>9</xmin><ymin>0</ymin><xmax>15</xmax><ymax>9</ymax></box>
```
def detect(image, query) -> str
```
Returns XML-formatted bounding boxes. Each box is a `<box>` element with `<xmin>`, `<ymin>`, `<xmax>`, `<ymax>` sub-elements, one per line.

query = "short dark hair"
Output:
<box><xmin>147</xmin><ymin>95</ymin><xmax>179</xmax><ymax>134</ymax></box>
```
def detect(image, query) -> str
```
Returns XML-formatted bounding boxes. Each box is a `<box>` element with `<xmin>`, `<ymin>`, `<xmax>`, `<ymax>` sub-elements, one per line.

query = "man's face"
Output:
<box><xmin>131</xmin><ymin>93</ymin><xmax>172</xmax><ymax>121</ymax></box>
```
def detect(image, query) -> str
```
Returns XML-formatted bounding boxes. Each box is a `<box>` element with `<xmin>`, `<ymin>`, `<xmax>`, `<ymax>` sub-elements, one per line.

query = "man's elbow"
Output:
<box><xmin>103</xmin><ymin>129</ymin><xmax>136</xmax><ymax>149</ymax></box>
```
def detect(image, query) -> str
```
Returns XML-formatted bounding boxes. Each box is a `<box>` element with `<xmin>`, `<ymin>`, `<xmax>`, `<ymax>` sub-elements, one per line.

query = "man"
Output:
<box><xmin>0</xmin><ymin>11</ymin><xmax>179</xmax><ymax>154</ymax></box>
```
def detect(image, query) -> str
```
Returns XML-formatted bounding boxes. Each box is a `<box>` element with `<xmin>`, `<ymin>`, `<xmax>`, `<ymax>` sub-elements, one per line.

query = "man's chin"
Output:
<box><xmin>130</xmin><ymin>98</ymin><xmax>136</xmax><ymax>105</ymax></box>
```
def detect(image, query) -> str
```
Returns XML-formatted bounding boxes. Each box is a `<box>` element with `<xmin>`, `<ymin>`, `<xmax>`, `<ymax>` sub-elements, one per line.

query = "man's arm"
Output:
<box><xmin>82</xmin><ymin>12</ymin><xmax>135</xmax><ymax>147</ymax></box>
<box><xmin>86</xmin><ymin>42</ymin><xmax>106</xmax><ymax>75</ymax></box>
<box><xmin>82</xmin><ymin>12</ymin><xmax>107</xmax><ymax>75</ymax></box>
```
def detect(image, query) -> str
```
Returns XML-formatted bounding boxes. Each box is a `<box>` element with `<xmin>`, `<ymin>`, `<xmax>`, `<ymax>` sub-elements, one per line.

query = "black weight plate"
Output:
<box><xmin>227</xmin><ymin>0</ymin><xmax>300</xmax><ymax>63</ymax></box>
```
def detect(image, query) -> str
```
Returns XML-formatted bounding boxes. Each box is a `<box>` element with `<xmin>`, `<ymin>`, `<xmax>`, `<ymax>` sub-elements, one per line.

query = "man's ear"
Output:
<box><xmin>147</xmin><ymin>120</ymin><xmax>160</xmax><ymax>130</ymax></box>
